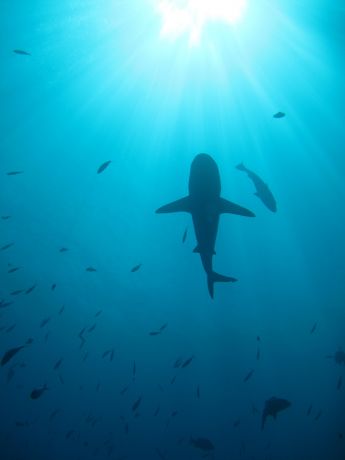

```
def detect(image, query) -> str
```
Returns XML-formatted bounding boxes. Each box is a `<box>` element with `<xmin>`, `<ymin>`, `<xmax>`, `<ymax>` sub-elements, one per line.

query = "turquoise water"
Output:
<box><xmin>1</xmin><ymin>1</ymin><xmax>344</xmax><ymax>459</ymax></box>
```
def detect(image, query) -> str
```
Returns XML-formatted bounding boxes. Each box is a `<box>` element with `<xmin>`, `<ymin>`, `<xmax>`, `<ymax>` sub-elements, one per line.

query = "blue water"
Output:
<box><xmin>1</xmin><ymin>1</ymin><xmax>345</xmax><ymax>459</ymax></box>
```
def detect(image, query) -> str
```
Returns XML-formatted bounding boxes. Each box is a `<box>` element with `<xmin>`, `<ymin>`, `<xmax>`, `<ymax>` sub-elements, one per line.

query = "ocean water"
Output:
<box><xmin>1</xmin><ymin>1</ymin><xmax>345</xmax><ymax>459</ymax></box>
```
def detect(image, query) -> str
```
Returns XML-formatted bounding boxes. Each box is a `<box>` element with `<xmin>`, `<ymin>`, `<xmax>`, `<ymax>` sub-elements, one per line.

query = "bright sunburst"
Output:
<box><xmin>157</xmin><ymin>0</ymin><xmax>247</xmax><ymax>45</ymax></box>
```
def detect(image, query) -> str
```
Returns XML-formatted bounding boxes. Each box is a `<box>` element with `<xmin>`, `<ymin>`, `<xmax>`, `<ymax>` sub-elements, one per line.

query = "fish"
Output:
<box><xmin>273</xmin><ymin>111</ymin><xmax>285</xmax><ymax>118</ymax></box>
<box><xmin>6</xmin><ymin>171</ymin><xmax>24</xmax><ymax>175</ymax></box>
<box><xmin>25</xmin><ymin>284</ymin><xmax>36</xmax><ymax>294</ymax></box>
<box><xmin>8</xmin><ymin>267</ymin><xmax>21</xmax><ymax>273</ymax></box>
<box><xmin>170</xmin><ymin>375</ymin><xmax>177</xmax><ymax>384</ymax></box>
<box><xmin>256</xmin><ymin>347</ymin><xmax>261</xmax><ymax>360</ymax></box>
<box><xmin>40</xmin><ymin>317</ymin><xmax>51</xmax><ymax>328</ymax></box>
<box><xmin>86</xmin><ymin>266</ymin><xmax>97</xmax><ymax>272</ymax></box>
<box><xmin>78</xmin><ymin>328</ymin><xmax>86</xmax><ymax>348</ymax></box>
<box><xmin>95</xmin><ymin>309</ymin><xmax>102</xmax><ymax>317</ymax></box>
<box><xmin>88</xmin><ymin>323</ymin><xmax>96</xmax><ymax>333</ymax></box>
<box><xmin>334</xmin><ymin>349</ymin><xmax>345</xmax><ymax>365</ymax></box>
<box><xmin>51</xmin><ymin>283</ymin><xmax>57</xmax><ymax>290</ymax></box>
<box><xmin>182</xmin><ymin>228</ymin><xmax>188</xmax><ymax>243</ymax></box>
<box><xmin>310</xmin><ymin>322</ymin><xmax>317</xmax><ymax>334</ymax></box>
<box><xmin>157</xmin><ymin>154</ymin><xmax>254</xmax><ymax>298</ymax></box>
<box><xmin>59</xmin><ymin>247</ymin><xmax>68</xmax><ymax>252</ymax></box>
<box><xmin>131</xmin><ymin>264</ymin><xmax>142</xmax><ymax>273</ymax></box>
<box><xmin>1</xmin><ymin>339</ymin><xmax>32</xmax><ymax>366</ymax></box>
<box><xmin>10</xmin><ymin>289</ymin><xmax>24</xmax><ymax>296</ymax></box>
<box><xmin>337</xmin><ymin>376</ymin><xmax>342</xmax><ymax>390</ymax></box>
<box><xmin>233</xmin><ymin>418</ymin><xmax>241</xmax><ymax>427</ymax></box>
<box><xmin>53</xmin><ymin>358</ymin><xmax>63</xmax><ymax>370</ymax></box>
<box><xmin>236</xmin><ymin>163</ymin><xmax>277</xmax><ymax>212</ymax></box>
<box><xmin>1</xmin><ymin>242</ymin><xmax>14</xmax><ymax>251</ymax></box>
<box><xmin>0</xmin><ymin>300</ymin><xmax>13</xmax><ymax>308</ymax></box>
<box><xmin>307</xmin><ymin>404</ymin><xmax>312</xmax><ymax>416</ymax></box>
<box><xmin>314</xmin><ymin>410</ymin><xmax>323</xmax><ymax>421</ymax></box>
<box><xmin>261</xmin><ymin>397</ymin><xmax>291</xmax><ymax>430</ymax></box>
<box><xmin>181</xmin><ymin>355</ymin><xmax>194</xmax><ymax>368</ymax></box>
<box><xmin>58</xmin><ymin>305</ymin><xmax>65</xmax><ymax>315</ymax></box>
<box><xmin>120</xmin><ymin>384</ymin><xmax>130</xmax><ymax>395</ymax></box>
<box><xmin>190</xmin><ymin>437</ymin><xmax>214</xmax><ymax>452</ymax></box>
<box><xmin>132</xmin><ymin>396</ymin><xmax>142</xmax><ymax>412</ymax></box>
<box><xmin>6</xmin><ymin>324</ymin><xmax>16</xmax><ymax>333</ymax></box>
<box><xmin>154</xmin><ymin>405</ymin><xmax>160</xmax><ymax>416</ymax></box>
<box><xmin>30</xmin><ymin>384</ymin><xmax>48</xmax><ymax>399</ymax></box>
<box><xmin>97</xmin><ymin>160</ymin><xmax>112</xmax><ymax>174</ymax></box>
<box><xmin>149</xmin><ymin>331</ymin><xmax>160</xmax><ymax>336</ymax></box>
<box><xmin>243</xmin><ymin>369</ymin><xmax>254</xmax><ymax>383</ymax></box>
<box><xmin>13</xmin><ymin>49</ymin><xmax>31</xmax><ymax>56</ymax></box>
<box><xmin>66</xmin><ymin>430</ymin><xmax>75</xmax><ymax>439</ymax></box>
<box><xmin>1</xmin><ymin>215</ymin><xmax>11</xmax><ymax>220</ymax></box>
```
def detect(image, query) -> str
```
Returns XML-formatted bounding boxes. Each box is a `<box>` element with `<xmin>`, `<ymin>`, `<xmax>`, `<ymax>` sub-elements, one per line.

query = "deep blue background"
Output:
<box><xmin>1</xmin><ymin>1</ymin><xmax>344</xmax><ymax>459</ymax></box>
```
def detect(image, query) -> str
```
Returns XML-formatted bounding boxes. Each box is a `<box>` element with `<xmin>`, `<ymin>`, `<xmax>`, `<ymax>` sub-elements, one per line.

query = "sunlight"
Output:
<box><xmin>157</xmin><ymin>0</ymin><xmax>247</xmax><ymax>45</ymax></box>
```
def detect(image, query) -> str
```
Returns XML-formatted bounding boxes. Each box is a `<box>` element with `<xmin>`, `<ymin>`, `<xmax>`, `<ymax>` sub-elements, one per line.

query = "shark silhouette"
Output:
<box><xmin>156</xmin><ymin>154</ymin><xmax>255</xmax><ymax>298</ymax></box>
<box><xmin>261</xmin><ymin>397</ymin><xmax>291</xmax><ymax>430</ymax></box>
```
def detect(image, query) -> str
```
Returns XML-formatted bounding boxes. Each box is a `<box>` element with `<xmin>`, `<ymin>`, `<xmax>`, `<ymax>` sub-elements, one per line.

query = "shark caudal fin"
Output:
<box><xmin>156</xmin><ymin>196</ymin><xmax>191</xmax><ymax>214</ymax></box>
<box><xmin>236</xmin><ymin>162</ymin><xmax>246</xmax><ymax>171</ymax></box>
<box><xmin>207</xmin><ymin>272</ymin><xmax>237</xmax><ymax>299</ymax></box>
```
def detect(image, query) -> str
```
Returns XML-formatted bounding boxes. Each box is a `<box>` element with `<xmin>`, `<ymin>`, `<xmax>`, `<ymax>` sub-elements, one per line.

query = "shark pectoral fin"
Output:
<box><xmin>219</xmin><ymin>197</ymin><xmax>255</xmax><ymax>217</ymax></box>
<box><xmin>156</xmin><ymin>196</ymin><xmax>191</xmax><ymax>214</ymax></box>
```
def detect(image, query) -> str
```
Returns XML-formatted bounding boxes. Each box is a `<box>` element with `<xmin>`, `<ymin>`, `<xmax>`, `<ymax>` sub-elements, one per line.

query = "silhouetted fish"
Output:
<box><xmin>6</xmin><ymin>171</ymin><xmax>24</xmax><ymax>175</ymax></box>
<box><xmin>131</xmin><ymin>264</ymin><xmax>142</xmax><ymax>273</ymax></box>
<box><xmin>51</xmin><ymin>283</ymin><xmax>57</xmax><ymax>290</ymax></box>
<box><xmin>13</xmin><ymin>49</ymin><xmax>31</xmax><ymax>56</ymax></box>
<box><xmin>182</xmin><ymin>355</ymin><xmax>194</xmax><ymax>368</ymax></box>
<box><xmin>54</xmin><ymin>358</ymin><xmax>63</xmax><ymax>370</ymax></box>
<box><xmin>0</xmin><ymin>299</ymin><xmax>13</xmax><ymax>308</ymax></box>
<box><xmin>95</xmin><ymin>309</ymin><xmax>102</xmax><ymax>317</ymax></box>
<box><xmin>154</xmin><ymin>405</ymin><xmax>160</xmax><ymax>416</ymax></box>
<box><xmin>132</xmin><ymin>396</ymin><xmax>142</xmax><ymax>412</ymax></box>
<box><xmin>310</xmin><ymin>322</ymin><xmax>317</xmax><ymax>334</ymax></box>
<box><xmin>261</xmin><ymin>397</ymin><xmax>291</xmax><ymax>430</ymax></box>
<box><xmin>307</xmin><ymin>404</ymin><xmax>312</xmax><ymax>416</ymax></box>
<box><xmin>243</xmin><ymin>369</ymin><xmax>254</xmax><ymax>383</ymax></box>
<box><xmin>8</xmin><ymin>267</ymin><xmax>21</xmax><ymax>273</ymax></box>
<box><xmin>173</xmin><ymin>357</ymin><xmax>183</xmax><ymax>368</ymax></box>
<box><xmin>1</xmin><ymin>339</ymin><xmax>32</xmax><ymax>366</ymax></box>
<box><xmin>88</xmin><ymin>323</ymin><xmax>96</xmax><ymax>333</ymax></box>
<box><xmin>30</xmin><ymin>384</ymin><xmax>48</xmax><ymax>399</ymax></box>
<box><xmin>337</xmin><ymin>376</ymin><xmax>342</xmax><ymax>390</ymax></box>
<box><xmin>314</xmin><ymin>410</ymin><xmax>322</xmax><ymax>421</ymax></box>
<box><xmin>236</xmin><ymin>163</ymin><xmax>277</xmax><ymax>212</ymax></box>
<box><xmin>190</xmin><ymin>437</ymin><xmax>214</xmax><ymax>452</ymax></box>
<box><xmin>120</xmin><ymin>384</ymin><xmax>130</xmax><ymax>395</ymax></box>
<box><xmin>40</xmin><ymin>317</ymin><xmax>51</xmax><ymax>328</ymax></box>
<box><xmin>59</xmin><ymin>247</ymin><xmax>68</xmax><ymax>252</ymax></box>
<box><xmin>6</xmin><ymin>324</ymin><xmax>16</xmax><ymax>333</ymax></box>
<box><xmin>97</xmin><ymin>160</ymin><xmax>111</xmax><ymax>174</ymax></box>
<box><xmin>273</xmin><ymin>111</ymin><xmax>285</xmax><ymax>118</ymax></box>
<box><xmin>86</xmin><ymin>266</ymin><xmax>97</xmax><ymax>272</ymax></box>
<box><xmin>1</xmin><ymin>242</ymin><xmax>14</xmax><ymax>251</ymax></box>
<box><xmin>25</xmin><ymin>284</ymin><xmax>36</xmax><ymax>294</ymax></box>
<box><xmin>1</xmin><ymin>215</ymin><xmax>11</xmax><ymax>220</ymax></box>
<box><xmin>59</xmin><ymin>305</ymin><xmax>65</xmax><ymax>315</ymax></box>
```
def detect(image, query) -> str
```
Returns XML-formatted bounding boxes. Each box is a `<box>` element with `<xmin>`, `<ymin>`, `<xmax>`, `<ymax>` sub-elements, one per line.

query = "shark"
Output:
<box><xmin>261</xmin><ymin>397</ymin><xmax>291</xmax><ymax>430</ymax></box>
<box><xmin>156</xmin><ymin>154</ymin><xmax>255</xmax><ymax>298</ymax></box>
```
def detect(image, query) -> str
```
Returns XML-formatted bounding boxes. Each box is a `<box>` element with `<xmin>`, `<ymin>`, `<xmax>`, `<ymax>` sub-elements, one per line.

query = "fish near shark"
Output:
<box><xmin>236</xmin><ymin>163</ymin><xmax>277</xmax><ymax>212</ymax></box>
<box><xmin>261</xmin><ymin>397</ymin><xmax>291</xmax><ymax>430</ymax></box>
<box><xmin>156</xmin><ymin>154</ymin><xmax>255</xmax><ymax>298</ymax></box>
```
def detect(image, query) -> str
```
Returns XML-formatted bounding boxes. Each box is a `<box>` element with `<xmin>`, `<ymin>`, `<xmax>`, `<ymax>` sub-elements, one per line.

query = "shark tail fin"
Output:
<box><xmin>236</xmin><ymin>162</ymin><xmax>246</xmax><ymax>171</ymax></box>
<box><xmin>156</xmin><ymin>196</ymin><xmax>191</xmax><ymax>214</ymax></box>
<box><xmin>207</xmin><ymin>272</ymin><xmax>237</xmax><ymax>299</ymax></box>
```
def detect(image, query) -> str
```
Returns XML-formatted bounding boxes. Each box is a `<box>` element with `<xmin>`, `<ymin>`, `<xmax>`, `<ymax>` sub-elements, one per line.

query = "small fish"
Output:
<box><xmin>190</xmin><ymin>437</ymin><xmax>214</xmax><ymax>452</ymax></box>
<box><xmin>59</xmin><ymin>247</ymin><xmax>68</xmax><ymax>253</ymax></box>
<box><xmin>44</xmin><ymin>331</ymin><xmax>50</xmax><ymax>343</ymax></box>
<box><xmin>102</xmin><ymin>350</ymin><xmax>111</xmax><ymax>358</ymax></box>
<box><xmin>95</xmin><ymin>309</ymin><xmax>102</xmax><ymax>317</ymax></box>
<box><xmin>82</xmin><ymin>352</ymin><xmax>89</xmax><ymax>362</ymax></box>
<box><xmin>1</xmin><ymin>215</ymin><xmax>11</xmax><ymax>220</ymax></box>
<box><xmin>97</xmin><ymin>160</ymin><xmax>112</xmax><ymax>174</ymax></box>
<box><xmin>132</xmin><ymin>396</ymin><xmax>142</xmax><ymax>412</ymax></box>
<box><xmin>8</xmin><ymin>267</ymin><xmax>21</xmax><ymax>273</ymax></box>
<box><xmin>25</xmin><ymin>284</ymin><xmax>36</xmax><ymax>294</ymax></box>
<box><xmin>53</xmin><ymin>358</ymin><xmax>63</xmax><ymax>370</ymax></box>
<box><xmin>170</xmin><ymin>375</ymin><xmax>177</xmax><ymax>384</ymax></box>
<box><xmin>120</xmin><ymin>384</ymin><xmax>130</xmax><ymax>395</ymax></box>
<box><xmin>307</xmin><ymin>404</ymin><xmax>313</xmax><ymax>416</ymax></box>
<box><xmin>256</xmin><ymin>347</ymin><xmax>261</xmax><ymax>361</ymax></box>
<box><xmin>51</xmin><ymin>283</ymin><xmax>57</xmax><ymax>290</ymax></box>
<box><xmin>310</xmin><ymin>322</ymin><xmax>317</xmax><ymax>334</ymax></box>
<box><xmin>1</xmin><ymin>339</ymin><xmax>32</xmax><ymax>366</ymax></box>
<box><xmin>66</xmin><ymin>430</ymin><xmax>75</xmax><ymax>439</ymax></box>
<box><xmin>6</xmin><ymin>324</ymin><xmax>16</xmax><ymax>333</ymax></box>
<box><xmin>233</xmin><ymin>418</ymin><xmax>241</xmax><ymax>428</ymax></box>
<box><xmin>273</xmin><ymin>111</ymin><xmax>285</xmax><ymax>118</ymax></box>
<box><xmin>0</xmin><ymin>300</ymin><xmax>13</xmax><ymax>308</ymax></box>
<box><xmin>181</xmin><ymin>355</ymin><xmax>194</xmax><ymax>368</ymax></box>
<box><xmin>86</xmin><ymin>266</ymin><xmax>97</xmax><ymax>272</ymax></box>
<box><xmin>58</xmin><ymin>305</ymin><xmax>65</xmax><ymax>315</ymax></box>
<box><xmin>10</xmin><ymin>289</ymin><xmax>23</xmax><ymax>296</ymax></box>
<box><xmin>96</xmin><ymin>382</ymin><xmax>101</xmax><ymax>392</ymax></box>
<box><xmin>30</xmin><ymin>384</ymin><xmax>48</xmax><ymax>400</ymax></box>
<box><xmin>182</xmin><ymin>228</ymin><xmax>188</xmax><ymax>243</ymax></box>
<box><xmin>149</xmin><ymin>331</ymin><xmax>160</xmax><ymax>336</ymax></box>
<box><xmin>243</xmin><ymin>369</ymin><xmax>254</xmax><ymax>383</ymax></box>
<box><xmin>6</xmin><ymin>171</ymin><xmax>24</xmax><ymax>175</ymax></box>
<box><xmin>159</xmin><ymin>323</ymin><xmax>168</xmax><ymax>331</ymax></box>
<box><xmin>13</xmin><ymin>49</ymin><xmax>31</xmax><ymax>56</ymax></box>
<box><xmin>314</xmin><ymin>410</ymin><xmax>323</xmax><ymax>421</ymax></box>
<box><xmin>15</xmin><ymin>420</ymin><xmax>29</xmax><ymax>427</ymax></box>
<box><xmin>131</xmin><ymin>264</ymin><xmax>142</xmax><ymax>273</ymax></box>
<box><xmin>88</xmin><ymin>323</ymin><xmax>96</xmax><ymax>333</ymax></box>
<box><xmin>154</xmin><ymin>405</ymin><xmax>160</xmax><ymax>416</ymax></box>
<box><xmin>40</xmin><ymin>317</ymin><xmax>51</xmax><ymax>328</ymax></box>
<box><xmin>59</xmin><ymin>375</ymin><xmax>64</xmax><ymax>384</ymax></box>
<box><xmin>49</xmin><ymin>409</ymin><xmax>59</xmax><ymax>421</ymax></box>
<box><xmin>337</xmin><ymin>376</ymin><xmax>342</xmax><ymax>390</ymax></box>
<box><xmin>173</xmin><ymin>357</ymin><xmax>183</xmax><ymax>368</ymax></box>
<box><xmin>1</xmin><ymin>242</ymin><xmax>14</xmax><ymax>251</ymax></box>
